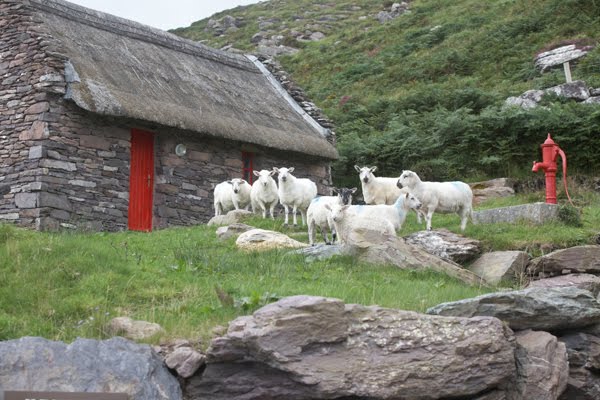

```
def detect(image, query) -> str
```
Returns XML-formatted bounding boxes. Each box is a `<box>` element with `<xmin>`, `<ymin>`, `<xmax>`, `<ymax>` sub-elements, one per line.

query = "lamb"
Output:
<box><xmin>307</xmin><ymin>187</ymin><xmax>357</xmax><ymax>245</ymax></box>
<box><xmin>213</xmin><ymin>178</ymin><xmax>252</xmax><ymax>217</ymax></box>
<box><xmin>273</xmin><ymin>167</ymin><xmax>317</xmax><ymax>226</ymax></box>
<box><xmin>250</xmin><ymin>169</ymin><xmax>279</xmax><ymax>219</ymax></box>
<box><xmin>397</xmin><ymin>170</ymin><xmax>473</xmax><ymax>231</ymax></box>
<box><xmin>326</xmin><ymin>192</ymin><xmax>422</xmax><ymax>244</ymax></box>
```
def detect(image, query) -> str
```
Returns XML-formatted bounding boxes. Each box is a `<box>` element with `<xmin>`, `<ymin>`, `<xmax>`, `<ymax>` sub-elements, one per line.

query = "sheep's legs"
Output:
<box><xmin>292</xmin><ymin>205</ymin><xmax>298</xmax><ymax>226</ymax></box>
<box><xmin>299</xmin><ymin>208</ymin><xmax>307</xmax><ymax>226</ymax></box>
<box><xmin>214</xmin><ymin>202</ymin><xmax>222</xmax><ymax>216</ymax></box>
<box><xmin>426</xmin><ymin>209</ymin><xmax>434</xmax><ymax>230</ymax></box>
<box><xmin>308</xmin><ymin>220</ymin><xmax>316</xmax><ymax>245</ymax></box>
<box><xmin>319</xmin><ymin>226</ymin><xmax>331</xmax><ymax>245</ymax></box>
<box><xmin>283</xmin><ymin>204</ymin><xmax>290</xmax><ymax>225</ymax></box>
<box><xmin>269</xmin><ymin>204</ymin><xmax>276</xmax><ymax>220</ymax></box>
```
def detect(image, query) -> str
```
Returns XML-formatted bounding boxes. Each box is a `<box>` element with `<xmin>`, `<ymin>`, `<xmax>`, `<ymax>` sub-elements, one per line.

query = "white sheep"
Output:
<box><xmin>325</xmin><ymin>192</ymin><xmax>422</xmax><ymax>244</ymax></box>
<box><xmin>397</xmin><ymin>170</ymin><xmax>473</xmax><ymax>231</ymax></box>
<box><xmin>273</xmin><ymin>167</ymin><xmax>317</xmax><ymax>226</ymax></box>
<box><xmin>325</xmin><ymin>203</ymin><xmax>396</xmax><ymax>244</ymax></box>
<box><xmin>354</xmin><ymin>165</ymin><xmax>405</xmax><ymax>205</ymax></box>
<box><xmin>355</xmin><ymin>165</ymin><xmax>426</xmax><ymax>225</ymax></box>
<box><xmin>250</xmin><ymin>169</ymin><xmax>279</xmax><ymax>219</ymax></box>
<box><xmin>231</xmin><ymin>178</ymin><xmax>252</xmax><ymax>211</ymax></box>
<box><xmin>307</xmin><ymin>187</ymin><xmax>357</xmax><ymax>245</ymax></box>
<box><xmin>213</xmin><ymin>178</ymin><xmax>252</xmax><ymax>217</ymax></box>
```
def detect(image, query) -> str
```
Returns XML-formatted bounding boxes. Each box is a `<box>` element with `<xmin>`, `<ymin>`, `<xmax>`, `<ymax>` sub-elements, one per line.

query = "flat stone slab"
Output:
<box><xmin>528</xmin><ymin>273</ymin><xmax>600</xmax><ymax>297</ymax></box>
<box><xmin>468</xmin><ymin>251</ymin><xmax>529</xmax><ymax>285</ymax></box>
<box><xmin>427</xmin><ymin>286</ymin><xmax>600</xmax><ymax>331</ymax></box>
<box><xmin>472</xmin><ymin>202</ymin><xmax>558</xmax><ymax>225</ymax></box>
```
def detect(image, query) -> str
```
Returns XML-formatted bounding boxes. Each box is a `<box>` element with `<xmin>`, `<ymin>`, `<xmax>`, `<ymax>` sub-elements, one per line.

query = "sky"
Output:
<box><xmin>68</xmin><ymin>0</ymin><xmax>262</xmax><ymax>31</ymax></box>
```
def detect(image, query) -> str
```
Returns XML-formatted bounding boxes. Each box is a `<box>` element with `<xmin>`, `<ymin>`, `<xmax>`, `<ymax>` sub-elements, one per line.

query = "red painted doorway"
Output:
<box><xmin>128</xmin><ymin>129</ymin><xmax>154</xmax><ymax>231</ymax></box>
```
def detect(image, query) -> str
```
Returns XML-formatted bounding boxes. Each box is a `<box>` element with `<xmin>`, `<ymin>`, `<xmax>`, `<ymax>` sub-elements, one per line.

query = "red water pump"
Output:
<box><xmin>532</xmin><ymin>133</ymin><xmax>573</xmax><ymax>205</ymax></box>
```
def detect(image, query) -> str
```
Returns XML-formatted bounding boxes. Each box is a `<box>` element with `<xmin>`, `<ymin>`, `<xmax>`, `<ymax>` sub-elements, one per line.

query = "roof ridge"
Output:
<box><xmin>27</xmin><ymin>0</ymin><xmax>258</xmax><ymax>73</ymax></box>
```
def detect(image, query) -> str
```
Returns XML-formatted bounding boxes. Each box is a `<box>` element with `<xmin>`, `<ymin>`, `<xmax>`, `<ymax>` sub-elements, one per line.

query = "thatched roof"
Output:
<box><xmin>27</xmin><ymin>0</ymin><xmax>338</xmax><ymax>160</ymax></box>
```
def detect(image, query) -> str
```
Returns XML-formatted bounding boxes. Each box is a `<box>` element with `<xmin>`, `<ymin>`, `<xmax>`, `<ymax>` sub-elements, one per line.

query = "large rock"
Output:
<box><xmin>292</xmin><ymin>243</ymin><xmax>347</xmax><ymax>262</ymax></box>
<box><xmin>207</xmin><ymin>210</ymin><xmax>253</xmax><ymax>226</ymax></box>
<box><xmin>467</xmin><ymin>251</ymin><xmax>530</xmax><ymax>285</ymax></box>
<box><xmin>187</xmin><ymin>295</ymin><xmax>516</xmax><ymax>400</ymax></box>
<box><xmin>513</xmin><ymin>330</ymin><xmax>568</xmax><ymax>400</ymax></box>
<box><xmin>236</xmin><ymin>228</ymin><xmax>308</xmax><ymax>251</ymax></box>
<box><xmin>545</xmin><ymin>80</ymin><xmax>590</xmax><ymax>101</ymax></box>
<box><xmin>0</xmin><ymin>337</ymin><xmax>182</xmax><ymax>400</ymax></box>
<box><xmin>347</xmin><ymin>228</ymin><xmax>486</xmax><ymax>286</ymax></box>
<box><xmin>165</xmin><ymin>347</ymin><xmax>206</xmax><ymax>379</ymax></box>
<box><xmin>403</xmin><ymin>228</ymin><xmax>482</xmax><ymax>264</ymax></box>
<box><xmin>558</xmin><ymin>332</ymin><xmax>600</xmax><ymax>399</ymax></box>
<box><xmin>528</xmin><ymin>273</ymin><xmax>600</xmax><ymax>297</ymax></box>
<box><xmin>527</xmin><ymin>245</ymin><xmax>600</xmax><ymax>277</ymax></box>
<box><xmin>505</xmin><ymin>89</ymin><xmax>545</xmax><ymax>109</ymax></box>
<box><xmin>427</xmin><ymin>286</ymin><xmax>600</xmax><ymax>331</ymax></box>
<box><xmin>470</xmin><ymin>178</ymin><xmax>515</xmax><ymax>205</ymax></box>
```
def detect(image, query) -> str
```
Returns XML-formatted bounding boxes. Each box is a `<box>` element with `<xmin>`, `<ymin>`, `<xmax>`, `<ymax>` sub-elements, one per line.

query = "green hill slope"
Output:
<box><xmin>174</xmin><ymin>0</ymin><xmax>600</xmax><ymax>184</ymax></box>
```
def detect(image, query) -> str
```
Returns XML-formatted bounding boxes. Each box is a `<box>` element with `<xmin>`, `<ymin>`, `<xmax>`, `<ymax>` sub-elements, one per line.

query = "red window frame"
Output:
<box><xmin>242</xmin><ymin>151</ymin><xmax>254</xmax><ymax>184</ymax></box>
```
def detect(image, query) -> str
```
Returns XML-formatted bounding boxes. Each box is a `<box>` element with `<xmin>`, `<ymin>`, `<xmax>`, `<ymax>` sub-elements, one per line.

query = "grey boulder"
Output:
<box><xmin>403</xmin><ymin>228</ymin><xmax>482</xmax><ymax>264</ymax></box>
<box><xmin>0</xmin><ymin>336</ymin><xmax>182</xmax><ymax>400</ymax></box>
<box><xmin>187</xmin><ymin>295</ymin><xmax>516</xmax><ymax>400</ymax></box>
<box><xmin>427</xmin><ymin>286</ymin><xmax>600</xmax><ymax>331</ymax></box>
<box><xmin>528</xmin><ymin>245</ymin><xmax>600</xmax><ymax>277</ymax></box>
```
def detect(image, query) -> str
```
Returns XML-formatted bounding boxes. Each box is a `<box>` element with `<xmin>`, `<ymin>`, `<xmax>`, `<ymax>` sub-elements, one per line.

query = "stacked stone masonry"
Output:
<box><xmin>0</xmin><ymin>1</ymin><xmax>333</xmax><ymax>231</ymax></box>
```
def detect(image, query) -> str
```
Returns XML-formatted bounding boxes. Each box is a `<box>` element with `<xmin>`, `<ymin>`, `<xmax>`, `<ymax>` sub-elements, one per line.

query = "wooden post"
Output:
<box><xmin>563</xmin><ymin>61</ymin><xmax>572</xmax><ymax>83</ymax></box>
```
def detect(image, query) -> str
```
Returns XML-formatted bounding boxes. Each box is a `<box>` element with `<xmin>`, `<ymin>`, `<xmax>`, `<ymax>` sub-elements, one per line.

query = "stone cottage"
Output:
<box><xmin>0</xmin><ymin>0</ymin><xmax>337</xmax><ymax>231</ymax></box>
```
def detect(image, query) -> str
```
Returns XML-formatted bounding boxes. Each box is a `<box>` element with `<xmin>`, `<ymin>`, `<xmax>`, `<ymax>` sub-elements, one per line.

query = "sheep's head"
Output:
<box><xmin>354</xmin><ymin>165</ymin><xmax>377</xmax><ymax>184</ymax></box>
<box><xmin>404</xmin><ymin>192</ymin><xmax>422</xmax><ymax>210</ymax></box>
<box><xmin>325</xmin><ymin>203</ymin><xmax>349</xmax><ymax>223</ymax></box>
<box><xmin>274</xmin><ymin>167</ymin><xmax>295</xmax><ymax>183</ymax></box>
<box><xmin>230</xmin><ymin>178</ymin><xmax>247</xmax><ymax>194</ymax></box>
<box><xmin>332</xmin><ymin>187</ymin><xmax>357</xmax><ymax>205</ymax></box>
<box><xmin>253</xmin><ymin>170</ymin><xmax>275</xmax><ymax>187</ymax></box>
<box><xmin>397</xmin><ymin>170</ymin><xmax>418</xmax><ymax>189</ymax></box>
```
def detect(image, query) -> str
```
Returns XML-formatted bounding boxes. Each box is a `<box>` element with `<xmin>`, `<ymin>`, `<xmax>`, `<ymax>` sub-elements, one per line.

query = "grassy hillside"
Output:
<box><xmin>174</xmin><ymin>0</ymin><xmax>600</xmax><ymax>185</ymax></box>
<box><xmin>2</xmin><ymin>189</ymin><xmax>599</xmax><ymax>344</ymax></box>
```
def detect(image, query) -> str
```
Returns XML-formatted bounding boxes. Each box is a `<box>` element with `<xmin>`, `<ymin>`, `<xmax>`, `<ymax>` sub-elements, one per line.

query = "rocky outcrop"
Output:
<box><xmin>505</xmin><ymin>81</ymin><xmax>597</xmax><ymax>109</ymax></box>
<box><xmin>215</xmin><ymin>222</ymin><xmax>254</xmax><ymax>240</ymax></box>
<box><xmin>187</xmin><ymin>295</ymin><xmax>516</xmax><ymax>400</ymax></box>
<box><xmin>346</xmin><ymin>228</ymin><xmax>486</xmax><ymax>286</ymax></box>
<box><xmin>527</xmin><ymin>245</ymin><xmax>600</xmax><ymax>278</ymax></box>
<box><xmin>472</xmin><ymin>202</ymin><xmax>558</xmax><ymax>225</ymax></box>
<box><xmin>0</xmin><ymin>337</ymin><xmax>182</xmax><ymax>400</ymax></box>
<box><xmin>427</xmin><ymin>286</ymin><xmax>600</xmax><ymax>331</ymax></box>
<box><xmin>403</xmin><ymin>228</ymin><xmax>482</xmax><ymax>264</ymax></box>
<box><xmin>535</xmin><ymin>44</ymin><xmax>591</xmax><ymax>72</ymax></box>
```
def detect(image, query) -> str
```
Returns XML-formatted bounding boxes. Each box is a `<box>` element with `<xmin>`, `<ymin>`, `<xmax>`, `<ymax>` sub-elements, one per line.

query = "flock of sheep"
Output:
<box><xmin>213</xmin><ymin>166</ymin><xmax>474</xmax><ymax>245</ymax></box>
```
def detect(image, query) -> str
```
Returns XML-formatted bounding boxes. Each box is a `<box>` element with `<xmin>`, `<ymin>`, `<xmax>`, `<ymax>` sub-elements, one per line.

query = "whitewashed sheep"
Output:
<box><xmin>326</xmin><ymin>192</ymin><xmax>422</xmax><ymax>243</ymax></box>
<box><xmin>250</xmin><ymin>169</ymin><xmax>279</xmax><ymax>219</ymax></box>
<box><xmin>273</xmin><ymin>167</ymin><xmax>317</xmax><ymax>226</ymax></box>
<box><xmin>397</xmin><ymin>170</ymin><xmax>473</xmax><ymax>231</ymax></box>
<box><xmin>307</xmin><ymin>187</ymin><xmax>357</xmax><ymax>245</ymax></box>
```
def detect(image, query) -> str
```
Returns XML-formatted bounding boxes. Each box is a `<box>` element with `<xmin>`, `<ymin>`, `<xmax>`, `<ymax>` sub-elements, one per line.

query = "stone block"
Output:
<box><xmin>24</xmin><ymin>101</ymin><xmax>49</xmax><ymax>114</ymax></box>
<box><xmin>472</xmin><ymin>202</ymin><xmax>558</xmax><ymax>225</ymax></box>
<box><xmin>15</xmin><ymin>192</ymin><xmax>38</xmax><ymax>208</ymax></box>
<box><xmin>68</xmin><ymin>179</ymin><xmax>97</xmax><ymax>188</ymax></box>
<box><xmin>19</xmin><ymin>121</ymin><xmax>49</xmax><ymax>140</ymax></box>
<box><xmin>39</xmin><ymin>159</ymin><xmax>77</xmax><ymax>171</ymax></box>
<box><xmin>79</xmin><ymin>134</ymin><xmax>112</xmax><ymax>150</ymax></box>
<box><xmin>28</xmin><ymin>145</ymin><xmax>44</xmax><ymax>159</ymax></box>
<box><xmin>38</xmin><ymin>192</ymin><xmax>72</xmax><ymax>211</ymax></box>
<box><xmin>468</xmin><ymin>251</ymin><xmax>530</xmax><ymax>285</ymax></box>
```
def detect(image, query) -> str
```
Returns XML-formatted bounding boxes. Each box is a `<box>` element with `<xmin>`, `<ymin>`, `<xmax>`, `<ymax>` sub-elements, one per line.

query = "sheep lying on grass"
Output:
<box><xmin>214</xmin><ymin>179</ymin><xmax>251</xmax><ymax>216</ymax></box>
<box><xmin>325</xmin><ymin>192</ymin><xmax>422</xmax><ymax>244</ymax></box>
<box><xmin>251</xmin><ymin>169</ymin><xmax>279</xmax><ymax>219</ymax></box>
<box><xmin>307</xmin><ymin>187</ymin><xmax>357</xmax><ymax>246</ymax></box>
<box><xmin>274</xmin><ymin>167</ymin><xmax>317</xmax><ymax>226</ymax></box>
<box><xmin>397</xmin><ymin>170</ymin><xmax>473</xmax><ymax>231</ymax></box>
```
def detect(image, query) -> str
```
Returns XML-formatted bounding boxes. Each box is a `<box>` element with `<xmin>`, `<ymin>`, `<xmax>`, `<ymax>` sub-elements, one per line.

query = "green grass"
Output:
<box><xmin>1</xmin><ymin>189</ymin><xmax>599</xmax><ymax>346</ymax></box>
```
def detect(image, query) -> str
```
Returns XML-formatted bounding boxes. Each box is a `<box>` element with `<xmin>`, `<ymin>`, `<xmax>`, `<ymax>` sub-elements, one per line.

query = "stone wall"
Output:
<box><xmin>0</xmin><ymin>1</ymin><xmax>65</xmax><ymax>227</ymax></box>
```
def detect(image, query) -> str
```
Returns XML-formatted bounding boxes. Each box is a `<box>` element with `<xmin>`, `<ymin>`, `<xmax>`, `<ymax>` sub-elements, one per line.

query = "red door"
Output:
<box><xmin>128</xmin><ymin>129</ymin><xmax>154</xmax><ymax>231</ymax></box>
